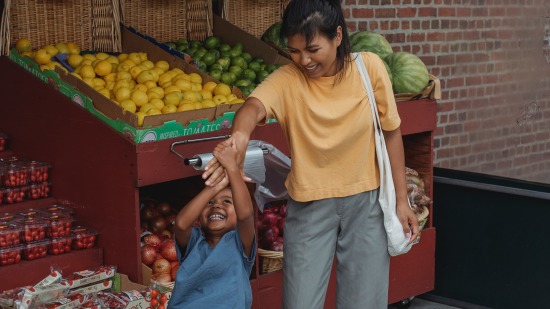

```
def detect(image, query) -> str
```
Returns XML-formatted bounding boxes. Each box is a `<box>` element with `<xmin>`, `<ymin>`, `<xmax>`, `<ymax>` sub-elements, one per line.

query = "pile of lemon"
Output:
<box><xmin>15</xmin><ymin>38</ymin><xmax>79</xmax><ymax>72</ymax></box>
<box><xmin>14</xmin><ymin>38</ymin><xmax>244</xmax><ymax>126</ymax></box>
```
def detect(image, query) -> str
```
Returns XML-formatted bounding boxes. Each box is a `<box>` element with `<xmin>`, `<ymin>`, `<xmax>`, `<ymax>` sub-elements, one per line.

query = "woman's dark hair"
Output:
<box><xmin>281</xmin><ymin>0</ymin><xmax>351</xmax><ymax>82</ymax></box>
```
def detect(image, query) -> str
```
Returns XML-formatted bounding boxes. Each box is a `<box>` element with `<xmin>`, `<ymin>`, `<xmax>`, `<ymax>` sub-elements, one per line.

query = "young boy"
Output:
<box><xmin>168</xmin><ymin>141</ymin><xmax>257</xmax><ymax>309</ymax></box>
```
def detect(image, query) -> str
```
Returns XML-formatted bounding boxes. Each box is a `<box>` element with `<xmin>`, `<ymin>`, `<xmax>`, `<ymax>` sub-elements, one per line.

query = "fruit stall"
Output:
<box><xmin>0</xmin><ymin>1</ymin><xmax>439</xmax><ymax>308</ymax></box>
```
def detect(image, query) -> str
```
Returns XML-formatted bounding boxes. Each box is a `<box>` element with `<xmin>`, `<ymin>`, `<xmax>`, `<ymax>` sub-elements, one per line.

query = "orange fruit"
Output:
<box><xmin>94</xmin><ymin>60</ymin><xmax>112</xmax><ymax>77</ymax></box>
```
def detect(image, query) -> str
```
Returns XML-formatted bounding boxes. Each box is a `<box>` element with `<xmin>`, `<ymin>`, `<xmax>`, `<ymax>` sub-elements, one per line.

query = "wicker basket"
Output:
<box><xmin>258</xmin><ymin>248</ymin><xmax>284</xmax><ymax>274</ymax></box>
<box><xmin>0</xmin><ymin>0</ymin><xmax>121</xmax><ymax>55</ymax></box>
<box><xmin>120</xmin><ymin>0</ymin><xmax>213</xmax><ymax>43</ymax></box>
<box><xmin>221</xmin><ymin>0</ymin><xmax>290</xmax><ymax>38</ymax></box>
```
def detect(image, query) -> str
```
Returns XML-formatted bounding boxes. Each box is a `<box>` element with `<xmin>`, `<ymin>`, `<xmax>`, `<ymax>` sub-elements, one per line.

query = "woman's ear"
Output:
<box><xmin>335</xmin><ymin>26</ymin><xmax>343</xmax><ymax>47</ymax></box>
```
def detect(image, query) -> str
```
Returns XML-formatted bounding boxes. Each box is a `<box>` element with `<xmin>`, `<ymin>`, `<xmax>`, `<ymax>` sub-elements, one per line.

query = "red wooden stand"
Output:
<box><xmin>0</xmin><ymin>57</ymin><xmax>436</xmax><ymax>305</ymax></box>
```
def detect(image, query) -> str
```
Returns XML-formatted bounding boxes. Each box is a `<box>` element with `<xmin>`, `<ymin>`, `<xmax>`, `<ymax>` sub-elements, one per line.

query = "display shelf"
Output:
<box><xmin>0</xmin><ymin>248</ymin><xmax>103</xmax><ymax>291</ymax></box>
<box><xmin>0</xmin><ymin>56</ymin><xmax>436</xmax><ymax>305</ymax></box>
<box><xmin>0</xmin><ymin>197</ymin><xmax>56</xmax><ymax>214</ymax></box>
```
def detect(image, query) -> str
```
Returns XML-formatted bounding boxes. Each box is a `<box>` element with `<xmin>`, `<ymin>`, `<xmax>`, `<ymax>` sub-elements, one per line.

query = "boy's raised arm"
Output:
<box><xmin>213</xmin><ymin>142</ymin><xmax>256</xmax><ymax>257</ymax></box>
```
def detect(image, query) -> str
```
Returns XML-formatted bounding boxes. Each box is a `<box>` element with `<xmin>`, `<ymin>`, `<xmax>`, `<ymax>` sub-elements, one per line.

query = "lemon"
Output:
<box><xmin>94</xmin><ymin>60</ymin><xmax>112</xmax><ymax>77</ymax></box>
<box><xmin>194</xmin><ymin>102</ymin><xmax>203</xmax><ymax>109</ymax></box>
<box><xmin>136</xmin><ymin>111</ymin><xmax>147</xmax><ymax>126</ymax></box>
<box><xmin>68</xmin><ymin>54</ymin><xmax>84</xmax><ymax>69</ymax></box>
<box><xmin>191</xmin><ymin>83</ymin><xmax>202</xmax><ymax>92</ymax></box>
<box><xmin>141</xmin><ymin>60</ymin><xmax>155</xmax><ymax>70</ymax></box>
<box><xmin>82</xmin><ymin>77</ymin><xmax>95</xmax><ymax>87</ymax></box>
<box><xmin>174</xmin><ymin>79</ymin><xmax>192</xmax><ymax>92</ymax></box>
<box><xmin>133</xmin><ymin>83</ymin><xmax>148</xmax><ymax>93</ymax></box>
<box><xmin>139</xmin><ymin>103</ymin><xmax>155</xmax><ymax>114</ymax></box>
<box><xmin>83</xmin><ymin>54</ymin><xmax>96</xmax><ymax>61</ymax></box>
<box><xmin>136</xmin><ymin>70</ymin><xmax>157</xmax><ymax>84</ymax></box>
<box><xmin>92</xmin><ymin>78</ymin><xmax>106</xmax><ymax>88</ymax></box>
<box><xmin>158</xmin><ymin>73</ymin><xmax>174</xmax><ymax>87</ymax></box>
<box><xmin>81</xmin><ymin>59</ymin><xmax>93</xmax><ymax>66</ymax></box>
<box><xmin>155</xmin><ymin>60</ymin><xmax>170</xmax><ymax>72</ymax></box>
<box><xmin>129</xmin><ymin>66</ymin><xmax>143</xmax><ymax>80</ymax></box>
<box><xmin>139</xmin><ymin>52</ymin><xmax>148</xmax><ymax>62</ymax></box>
<box><xmin>117</xmin><ymin>62</ymin><xmax>132</xmax><ymax>73</ymax></box>
<box><xmin>116</xmin><ymin>71</ymin><xmax>132</xmax><ymax>81</ymax></box>
<box><xmin>164</xmin><ymin>92</ymin><xmax>182</xmax><ymax>106</ymax></box>
<box><xmin>144</xmin><ymin>80</ymin><xmax>158</xmax><ymax>89</ymax></box>
<box><xmin>213</xmin><ymin>83</ymin><xmax>231</xmax><ymax>96</ymax></box>
<box><xmin>203</xmin><ymin>81</ymin><xmax>218</xmax><ymax>93</ymax></box>
<box><xmin>106</xmin><ymin>56</ymin><xmax>119</xmax><ymax>64</ymax></box>
<box><xmin>183</xmin><ymin>91</ymin><xmax>198</xmax><ymax>102</ymax></box>
<box><xmin>171</xmin><ymin>68</ymin><xmax>184</xmax><ymax>76</ymax></box>
<box><xmin>189</xmin><ymin>72</ymin><xmax>202</xmax><ymax>84</ymax></box>
<box><xmin>174</xmin><ymin>72</ymin><xmax>191</xmax><ymax>81</ymax></box>
<box><xmin>161</xmin><ymin>105</ymin><xmax>177</xmax><ymax>114</ymax></box>
<box><xmin>163</xmin><ymin>85</ymin><xmax>181</xmax><ymax>94</ymax></box>
<box><xmin>177</xmin><ymin>102</ymin><xmax>196</xmax><ymax>112</ymax></box>
<box><xmin>201</xmin><ymin>99</ymin><xmax>216</xmax><ymax>108</ymax></box>
<box><xmin>120</xmin><ymin>99</ymin><xmax>137</xmax><ymax>113</ymax></box>
<box><xmin>15</xmin><ymin>38</ymin><xmax>32</xmax><ymax>53</ymax></box>
<box><xmin>94</xmin><ymin>52</ymin><xmax>109</xmax><ymax>60</ymax></box>
<box><xmin>230</xmin><ymin>98</ymin><xmax>245</xmax><ymax>104</ymax></box>
<box><xmin>103</xmin><ymin>72</ymin><xmax>117</xmax><ymax>83</ymax></box>
<box><xmin>147</xmin><ymin>108</ymin><xmax>162</xmax><ymax>116</ymax></box>
<box><xmin>131</xmin><ymin>90</ymin><xmax>148</xmax><ymax>107</ymax></box>
<box><xmin>149</xmin><ymin>98</ymin><xmax>165</xmax><ymax>110</ymax></box>
<box><xmin>147</xmin><ymin>88</ymin><xmax>164</xmax><ymax>100</ymax></box>
<box><xmin>226</xmin><ymin>94</ymin><xmax>238</xmax><ymax>103</ymax></box>
<box><xmin>213</xmin><ymin>95</ymin><xmax>228</xmax><ymax>105</ymax></box>
<box><xmin>34</xmin><ymin>49</ymin><xmax>52</xmax><ymax>65</ymax></box>
<box><xmin>118</xmin><ymin>53</ymin><xmax>129</xmax><ymax>62</ymax></box>
<box><xmin>55</xmin><ymin>43</ymin><xmax>69</xmax><ymax>54</ymax></box>
<box><xmin>43</xmin><ymin>45</ymin><xmax>59</xmax><ymax>56</ymax></box>
<box><xmin>79</xmin><ymin>64</ymin><xmax>96</xmax><ymax>79</ymax></box>
<box><xmin>200</xmin><ymin>89</ymin><xmax>213</xmax><ymax>99</ymax></box>
<box><xmin>66</xmin><ymin>42</ymin><xmax>81</xmax><ymax>55</ymax></box>
<box><xmin>128</xmin><ymin>52</ymin><xmax>142</xmax><ymax>65</ymax></box>
<box><xmin>96</xmin><ymin>87</ymin><xmax>111</xmax><ymax>98</ymax></box>
<box><xmin>115</xmin><ymin>87</ymin><xmax>132</xmax><ymax>102</ymax></box>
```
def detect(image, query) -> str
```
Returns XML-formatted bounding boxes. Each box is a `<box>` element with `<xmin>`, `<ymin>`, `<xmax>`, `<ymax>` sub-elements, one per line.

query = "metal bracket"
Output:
<box><xmin>169</xmin><ymin>135</ymin><xmax>231</xmax><ymax>162</ymax></box>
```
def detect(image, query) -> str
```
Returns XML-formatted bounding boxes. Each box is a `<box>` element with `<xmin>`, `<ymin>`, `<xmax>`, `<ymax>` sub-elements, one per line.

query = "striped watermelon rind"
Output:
<box><xmin>350</xmin><ymin>31</ymin><xmax>393</xmax><ymax>60</ymax></box>
<box><xmin>261</xmin><ymin>21</ymin><xmax>288</xmax><ymax>51</ymax></box>
<box><xmin>384</xmin><ymin>52</ymin><xmax>429</xmax><ymax>94</ymax></box>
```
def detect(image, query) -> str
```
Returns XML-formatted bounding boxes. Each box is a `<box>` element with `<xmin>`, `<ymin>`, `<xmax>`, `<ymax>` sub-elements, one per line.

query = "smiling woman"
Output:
<box><xmin>201</xmin><ymin>0</ymin><xmax>416</xmax><ymax>308</ymax></box>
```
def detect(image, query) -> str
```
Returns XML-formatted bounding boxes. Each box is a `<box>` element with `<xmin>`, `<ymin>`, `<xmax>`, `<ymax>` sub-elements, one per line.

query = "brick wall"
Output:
<box><xmin>344</xmin><ymin>0</ymin><xmax>550</xmax><ymax>184</ymax></box>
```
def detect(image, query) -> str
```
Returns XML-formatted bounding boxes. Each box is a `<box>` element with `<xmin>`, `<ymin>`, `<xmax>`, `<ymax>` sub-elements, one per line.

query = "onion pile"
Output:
<box><xmin>258</xmin><ymin>201</ymin><xmax>286</xmax><ymax>252</ymax></box>
<box><xmin>139</xmin><ymin>199</ymin><xmax>180</xmax><ymax>283</ymax></box>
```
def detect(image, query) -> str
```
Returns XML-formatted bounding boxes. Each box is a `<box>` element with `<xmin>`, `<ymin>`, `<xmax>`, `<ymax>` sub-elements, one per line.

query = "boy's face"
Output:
<box><xmin>199</xmin><ymin>188</ymin><xmax>237</xmax><ymax>237</ymax></box>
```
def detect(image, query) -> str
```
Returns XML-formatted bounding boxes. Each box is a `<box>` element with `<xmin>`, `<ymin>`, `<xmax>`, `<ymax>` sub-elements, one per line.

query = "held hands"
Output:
<box><xmin>396</xmin><ymin>201</ymin><xmax>420</xmax><ymax>244</ymax></box>
<box><xmin>202</xmin><ymin>132</ymin><xmax>250</xmax><ymax>186</ymax></box>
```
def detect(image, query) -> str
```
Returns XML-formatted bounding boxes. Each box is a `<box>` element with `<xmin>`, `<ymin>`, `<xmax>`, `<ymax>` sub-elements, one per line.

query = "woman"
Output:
<box><xmin>203</xmin><ymin>0</ymin><xmax>419</xmax><ymax>307</ymax></box>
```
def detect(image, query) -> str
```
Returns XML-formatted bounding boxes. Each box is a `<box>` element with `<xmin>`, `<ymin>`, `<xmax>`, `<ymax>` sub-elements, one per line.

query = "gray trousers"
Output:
<box><xmin>282</xmin><ymin>190</ymin><xmax>390</xmax><ymax>309</ymax></box>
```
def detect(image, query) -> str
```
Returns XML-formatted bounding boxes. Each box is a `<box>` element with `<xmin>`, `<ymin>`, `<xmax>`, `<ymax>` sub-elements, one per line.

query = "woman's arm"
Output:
<box><xmin>202</xmin><ymin>97</ymin><xmax>267</xmax><ymax>186</ymax></box>
<box><xmin>383</xmin><ymin>127</ymin><xmax>420</xmax><ymax>243</ymax></box>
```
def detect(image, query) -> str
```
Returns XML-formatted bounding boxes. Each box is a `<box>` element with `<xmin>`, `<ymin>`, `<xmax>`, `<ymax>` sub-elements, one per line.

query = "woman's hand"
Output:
<box><xmin>396</xmin><ymin>201</ymin><xmax>419</xmax><ymax>244</ymax></box>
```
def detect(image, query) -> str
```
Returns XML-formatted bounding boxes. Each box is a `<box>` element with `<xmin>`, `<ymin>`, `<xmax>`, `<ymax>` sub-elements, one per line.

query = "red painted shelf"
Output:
<box><xmin>0</xmin><ymin>57</ymin><xmax>436</xmax><ymax>305</ymax></box>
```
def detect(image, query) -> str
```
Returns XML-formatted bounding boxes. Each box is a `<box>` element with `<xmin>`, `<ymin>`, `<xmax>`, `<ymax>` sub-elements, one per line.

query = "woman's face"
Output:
<box><xmin>286</xmin><ymin>27</ymin><xmax>342</xmax><ymax>78</ymax></box>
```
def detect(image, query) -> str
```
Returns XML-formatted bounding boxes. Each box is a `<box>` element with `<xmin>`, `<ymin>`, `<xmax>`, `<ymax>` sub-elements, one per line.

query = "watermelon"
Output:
<box><xmin>350</xmin><ymin>31</ymin><xmax>393</xmax><ymax>60</ymax></box>
<box><xmin>261</xmin><ymin>21</ymin><xmax>288</xmax><ymax>51</ymax></box>
<box><xmin>382</xmin><ymin>59</ymin><xmax>393</xmax><ymax>86</ymax></box>
<box><xmin>384</xmin><ymin>52</ymin><xmax>429</xmax><ymax>94</ymax></box>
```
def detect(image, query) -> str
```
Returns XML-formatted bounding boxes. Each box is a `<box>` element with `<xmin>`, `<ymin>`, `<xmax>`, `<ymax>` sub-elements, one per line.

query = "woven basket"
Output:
<box><xmin>258</xmin><ymin>248</ymin><xmax>283</xmax><ymax>274</ymax></box>
<box><xmin>221</xmin><ymin>0</ymin><xmax>289</xmax><ymax>38</ymax></box>
<box><xmin>0</xmin><ymin>0</ymin><xmax>121</xmax><ymax>55</ymax></box>
<box><xmin>417</xmin><ymin>205</ymin><xmax>430</xmax><ymax>231</ymax></box>
<box><xmin>120</xmin><ymin>0</ymin><xmax>213</xmax><ymax>43</ymax></box>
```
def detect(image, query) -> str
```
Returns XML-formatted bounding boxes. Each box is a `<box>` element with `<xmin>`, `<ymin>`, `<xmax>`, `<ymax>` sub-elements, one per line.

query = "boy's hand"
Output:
<box><xmin>212</xmin><ymin>141</ymin><xmax>239</xmax><ymax>171</ymax></box>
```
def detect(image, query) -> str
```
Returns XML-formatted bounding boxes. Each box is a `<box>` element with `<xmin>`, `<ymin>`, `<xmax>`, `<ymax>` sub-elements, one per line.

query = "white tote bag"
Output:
<box><xmin>354</xmin><ymin>53</ymin><xmax>413</xmax><ymax>256</ymax></box>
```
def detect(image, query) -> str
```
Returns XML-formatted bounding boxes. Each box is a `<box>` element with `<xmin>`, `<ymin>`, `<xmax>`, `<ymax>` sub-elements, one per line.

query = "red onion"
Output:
<box><xmin>159</xmin><ymin>239</ymin><xmax>178</xmax><ymax>262</ymax></box>
<box><xmin>141</xmin><ymin>245</ymin><xmax>158</xmax><ymax>266</ymax></box>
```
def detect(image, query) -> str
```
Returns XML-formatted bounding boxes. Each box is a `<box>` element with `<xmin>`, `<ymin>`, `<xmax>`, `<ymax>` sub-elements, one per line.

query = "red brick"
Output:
<box><xmin>375</xmin><ymin>8</ymin><xmax>396</xmax><ymax>18</ymax></box>
<box><xmin>352</xmin><ymin>8</ymin><xmax>374</xmax><ymax>18</ymax></box>
<box><xmin>418</xmin><ymin>7</ymin><xmax>437</xmax><ymax>17</ymax></box>
<box><xmin>438</xmin><ymin>8</ymin><xmax>455</xmax><ymax>17</ymax></box>
<box><xmin>398</xmin><ymin>7</ymin><xmax>416</xmax><ymax>17</ymax></box>
<box><xmin>456</xmin><ymin>8</ymin><xmax>471</xmax><ymax>17</ymax></box>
